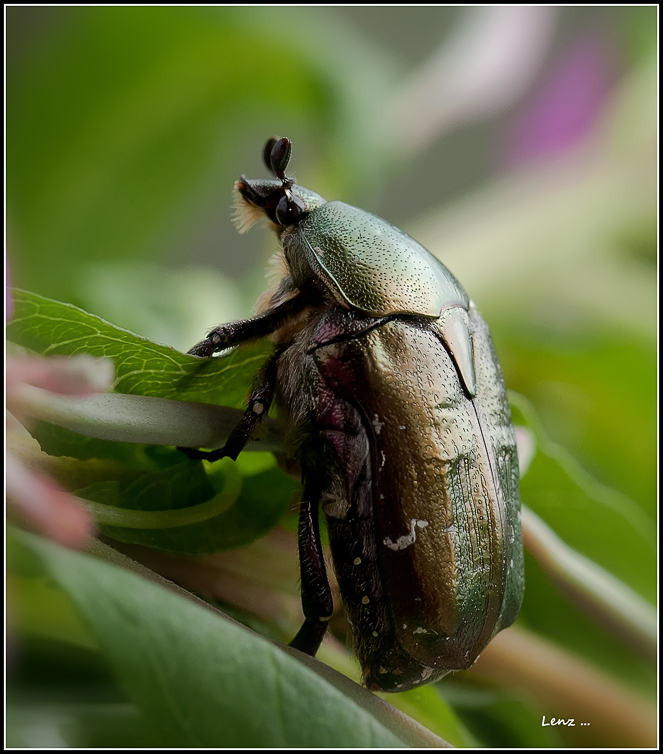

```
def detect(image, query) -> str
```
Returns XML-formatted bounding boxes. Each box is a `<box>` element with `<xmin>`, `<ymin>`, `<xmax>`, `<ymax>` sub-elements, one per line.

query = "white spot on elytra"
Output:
<box><xmin>252</xmin><ymin>402</ymin><xmax>264</xmax><ymax>415</ymax></box>
<box><xmin>413</xmin><ymin>627</ymin><xmax>428</xmax><ymax>635</ymax></box>
<box><xmin>353</xmin><ymin>557</ymin><xmax>362</xmax><ymax>565</ymax></box>
<box><xmin>372</xmin><ymin>631</ymin><xmax>378</xmax><ymax>637</ymax></box>
<box><xmin>398</xmin><ymin>425</ymin><xmax>406</xmax><ymax>430</ymax></box>
<box><xmin>362</xmin><ymin>596</ymin><xmax>370</xmax><ymax>605</ymax></box>
<box><xmin>372</xmin><ymin>414</ymin><xmax>384</xmax><ymax>434</ymax></box>
<box><xmin>383</xmin><ymin>519</ymin><xmax>429</xmax><ymax>551</ymax></box>
<box><xmin>381</xmin><ymin>451</ymin><xmax>386</xmax><ymax>468</ymax></box>
<box><xmin>420</xmin><ymin>667</ymin><xmax>434</xmax><ymax>681</ymax></box>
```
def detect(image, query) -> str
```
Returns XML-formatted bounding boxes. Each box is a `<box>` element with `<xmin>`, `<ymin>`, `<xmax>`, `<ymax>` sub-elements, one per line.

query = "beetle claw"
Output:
<box><xmin>187</xmin><ymin>339</ymin><xmax>214</xmax><ymax>358</ymax></box>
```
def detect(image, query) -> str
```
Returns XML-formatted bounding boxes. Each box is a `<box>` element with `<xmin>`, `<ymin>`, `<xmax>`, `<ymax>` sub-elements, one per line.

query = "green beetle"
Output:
<box><xmin>184</xmin><ymin>137</ymin><xmax>524</xmax><ymax>692</ymax></box>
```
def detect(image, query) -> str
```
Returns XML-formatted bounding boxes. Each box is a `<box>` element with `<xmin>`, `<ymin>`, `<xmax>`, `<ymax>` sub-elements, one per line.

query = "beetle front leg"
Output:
<box><xmin>289</xmin><ymin>480</ymin><xmax>334</xmax><ymax>656</ymax></box>
<box><xmin>179</xmin><ymin>348</ymin><xmax>282</xmax><ymax>462</ymax></box>
<box><xmin>188</xmin><ymin>293</ymin><xmax>305</xmax><ymax>357</ymax></box>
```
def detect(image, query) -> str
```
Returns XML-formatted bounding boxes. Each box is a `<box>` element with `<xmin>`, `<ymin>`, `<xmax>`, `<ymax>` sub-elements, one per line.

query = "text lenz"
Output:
<box><xmin>542</xmin><ymin>716</ymin><xmax>576</xmax><ymax>727</ymax></box>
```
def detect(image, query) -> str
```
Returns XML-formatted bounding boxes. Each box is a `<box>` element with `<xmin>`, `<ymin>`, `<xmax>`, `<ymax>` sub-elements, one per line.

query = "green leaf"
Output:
<box><xmin>7</xmin><ymin>288</ymin><xmax>272</xmax><ymax>409</ymax></box>
<box><xmin>511</xmin><ymin>394</ymin><xmax>655</xmax><ymax>599</ymax></box>
<box><xmin>9</xmin><ymin>576</ymin><xmax>98</xmax><ymax>653</ymax></box>
<box><xmin>30</xmin><ymin>420</ymin><xmax>153</xmax><ymax>464</ymax></box>
<box><xmin>76</xmin><ymin>458</ymin><xmax>298</xmax><ymax>555</ymax></box>
<box><xmin>385</xmin><ymin>684</ymin><xmax>475</xmax><ymax>748</ymax></box>
<box><xmin>17</xmin><ymin>532</ymin><xmax>447</xmax><ymax>748</ymax></box>
<box><xmin>7</xmin><ymin>290</ymin><xmax>296</xmax><ymax>556</ymax></box>
<box><xmin>440</xmin><ymin>683</ymin><xmax>564</xmax><ymax>748</ymax></box>
<box><xmin>19</xmin><ymin>392</ymin><xmax>282</xmax><ymax>459</ymax></box>
<box><xmin>511</xmin><ymin>394</ymin><xmax>656</xmax><ymax>693</ymax></box>
<box><xmin>500</xmin><ymin>331</ymin><xmax>656</xmax><ymax>518</ymax></box>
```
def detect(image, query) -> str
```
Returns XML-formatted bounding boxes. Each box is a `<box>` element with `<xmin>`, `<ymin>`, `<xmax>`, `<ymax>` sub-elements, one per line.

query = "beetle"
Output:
<box><xmin>182</xmin><ymin>137</ymin><xmax>524</xmax><ymax>692</ymax></box>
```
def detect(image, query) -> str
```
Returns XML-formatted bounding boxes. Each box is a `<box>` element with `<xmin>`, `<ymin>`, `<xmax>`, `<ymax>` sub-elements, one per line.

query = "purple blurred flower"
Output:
<box><xmin>504</xmin><ymin>30</ymin><xmax>618</xmax><ymax>165</ymax></box>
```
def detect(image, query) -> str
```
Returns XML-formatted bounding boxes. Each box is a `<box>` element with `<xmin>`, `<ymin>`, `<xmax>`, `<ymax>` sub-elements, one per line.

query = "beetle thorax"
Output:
<box><xmin>281</xmin><ymin>228</ymin><xmax>317</xmax><ymax>292</ymax></box>
<box><xmin>281</xmin><ymin>227</ymin><xmax>353</xmax><ymax>313</ymax></box>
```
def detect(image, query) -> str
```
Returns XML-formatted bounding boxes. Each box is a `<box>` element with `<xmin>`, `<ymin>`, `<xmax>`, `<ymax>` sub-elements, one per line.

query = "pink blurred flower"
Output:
<box><xmin>6</xmin><ymin>354</ymin><xmax>114</xmax><ymax>548</ymax></box>
<box><xmin>503</xmin><ymin>29</ymin><xmax>618</xmax><ymax>165</ymax></box>
<box><xmin>6</xmin><ymin>258</ymin><xmax>13</xmax><ymax>321</ymax></box>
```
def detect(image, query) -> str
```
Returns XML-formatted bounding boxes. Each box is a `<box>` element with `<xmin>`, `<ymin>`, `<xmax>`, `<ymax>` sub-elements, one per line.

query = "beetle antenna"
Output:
<box><xmin>262</xmin><ymin>138</ymin><xmax>279</xmax><ymax>174</ymax></box>
<box><xmin>263</xmin><ymin>136</ymin><xmax>293</xmax><ymax>187</ymax></box>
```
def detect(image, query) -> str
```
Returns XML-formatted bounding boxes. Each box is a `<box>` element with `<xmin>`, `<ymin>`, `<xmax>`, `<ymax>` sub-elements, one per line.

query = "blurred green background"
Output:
<box><xmin>6</xmin><ymin>6</ymin><xmax>657</xmax><ymax>748</ymax></box>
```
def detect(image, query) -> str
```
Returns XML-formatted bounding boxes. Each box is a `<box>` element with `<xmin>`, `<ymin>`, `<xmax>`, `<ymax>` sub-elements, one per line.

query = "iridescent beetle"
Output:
<box><xmin>183</xmin><ymin>137</ymin><xmax>524</xmax><ymax>692</ymax></box>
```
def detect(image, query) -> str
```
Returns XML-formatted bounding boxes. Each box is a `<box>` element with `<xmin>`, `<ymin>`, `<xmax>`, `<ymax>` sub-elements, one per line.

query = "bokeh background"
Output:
<box><xmin>6</xmin><ymin>6</ymin><xmax>657</xmax><ymax>748</ymax></box>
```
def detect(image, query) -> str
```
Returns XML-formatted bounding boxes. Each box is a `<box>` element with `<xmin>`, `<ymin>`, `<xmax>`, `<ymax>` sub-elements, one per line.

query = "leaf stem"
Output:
<box><xmin>521</xmin><ymin>505</ymin><xmax>656</xmax><ymax>661</ymax></box>
<box><xmin>79</xmin><ymin>459</ymin><xmax>242</xmax><ymax>529</ymax></box>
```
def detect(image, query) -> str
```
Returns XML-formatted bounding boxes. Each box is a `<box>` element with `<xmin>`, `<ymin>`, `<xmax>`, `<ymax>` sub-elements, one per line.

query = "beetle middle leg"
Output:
<box><xmin>179</xmin><ymin>347</ymin><xmax>283</xmax><ymax>462</ymax></box>
<box><xmin>289</xmin><ymin>476</ymin><xmax>334</xmax><ymax>656</ymax></box>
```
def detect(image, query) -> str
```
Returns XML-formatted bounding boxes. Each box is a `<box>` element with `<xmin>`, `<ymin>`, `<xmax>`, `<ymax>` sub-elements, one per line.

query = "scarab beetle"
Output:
<box><xmin>184</xmin><ymin>137</ymin><xmax>524</xmax><ymax>692</ymax></box>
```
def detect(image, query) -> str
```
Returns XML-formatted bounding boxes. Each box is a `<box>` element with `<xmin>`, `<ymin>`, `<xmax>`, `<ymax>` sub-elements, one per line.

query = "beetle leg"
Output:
<box><xmin>179</xmin><ymin>348</ymin><xmax>282</xmax><ymax>462</ymax></box>
<box><xmin>188</xmin><ymin>293</ymin><xmax>305</xmax><ymax>357</ymax></box>
<box><xmin>289</xmin><ymin>480</ymin><xmax>334</xmax><ymax>656</ymax></box>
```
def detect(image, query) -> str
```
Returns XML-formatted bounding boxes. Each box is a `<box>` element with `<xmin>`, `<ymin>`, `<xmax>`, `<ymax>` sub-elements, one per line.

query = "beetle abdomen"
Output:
<box><xmin>307</xmin><ymin>307</ymin><xmax>523</xmax><ymax>692</ymax></box>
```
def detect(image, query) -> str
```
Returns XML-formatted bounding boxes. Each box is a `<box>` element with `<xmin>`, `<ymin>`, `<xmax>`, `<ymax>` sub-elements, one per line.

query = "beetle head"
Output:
<box><xmin>233</xmin><ymin>137</ymin><xmax>325</xmax><ymax>233</ymax></box>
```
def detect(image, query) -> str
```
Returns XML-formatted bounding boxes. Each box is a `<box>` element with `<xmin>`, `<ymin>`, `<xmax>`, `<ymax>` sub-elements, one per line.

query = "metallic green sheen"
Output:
<box><xmin>293</xmin><ymin>185</ymin><xmax>326</xmax><ymax>212</ymax></box>
<box><xmin>295</xmin><ymin>202</ymin><xmax>469</xmax><ymax>317</ymax></box>
<box><xmin>315</xmin><ymin>306</ymin><xmax>523</xmax><ymax>690</ymax></box>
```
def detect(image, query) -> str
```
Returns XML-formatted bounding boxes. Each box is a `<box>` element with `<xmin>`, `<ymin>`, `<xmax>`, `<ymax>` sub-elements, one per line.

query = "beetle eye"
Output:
<box><xmin>276</xmin><ymin>193</ymin><xmax>306</xmax><ymax>226</ymax></box>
